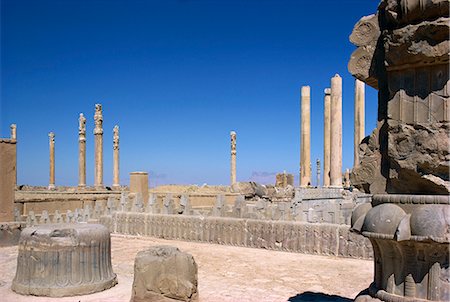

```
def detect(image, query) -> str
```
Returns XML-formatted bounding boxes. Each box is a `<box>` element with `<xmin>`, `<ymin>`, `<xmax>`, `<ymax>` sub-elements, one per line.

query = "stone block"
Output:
<box><xmin>0</xmin><ymin>222</ymin><xmax>24</xmax><ymax>247</ymax></box>
<box><xmin>129</xmin><ymin>172</ymin><xmax>149</xmax><ymax>204</ymax></box>
<box><xmin>130</xmin><ymin>246</ymin><xmax>198</xmax><ymax>302</ymax></box>
<box><xmin>0</xmin><ymin>140</ymin><xmax>16</xmax><ymax>222</ymax></box>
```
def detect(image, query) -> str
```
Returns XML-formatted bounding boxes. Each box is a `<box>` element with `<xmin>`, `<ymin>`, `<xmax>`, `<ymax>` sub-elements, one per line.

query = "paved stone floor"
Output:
<box><xmin>0</xmin><ymin>234</ymin><xmax>373</xmax><ymax>301</ymax></box>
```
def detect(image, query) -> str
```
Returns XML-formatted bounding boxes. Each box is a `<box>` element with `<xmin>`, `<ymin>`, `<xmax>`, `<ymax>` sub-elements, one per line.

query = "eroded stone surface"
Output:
<box><xmin>349</xmin><ymin>1</ymin><xmax>450</xmax><ymax>301</ymax></box>
<box><xmin>12</xmin><ymin>223</ymin><xmax>117</xmax><ymax>297</ymax></box>
<box><xmin>131</xmin><ymin>246</ymin><xmax>198</xmax><ymax>302</ymax></box>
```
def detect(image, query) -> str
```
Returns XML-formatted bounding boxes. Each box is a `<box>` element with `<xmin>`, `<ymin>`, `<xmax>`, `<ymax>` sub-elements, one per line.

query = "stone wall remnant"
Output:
<box><xmin>130</xmin><ymin>172</ymin><xmax>149</xmax><ymax>205</ymax></box>
<box><xmin>275</xmin><ymin>172</ymin><xmax>294</xmax><ymax>188</ymax></box>
<box><xmin>0</xmin><ymin>137</ymin><xmax>17</xmax><ymax>222</ymax></box>
<box><xmin>100</xmin><ymin>213</ymin><xmax>373</xmax><ymax>260</ymax></box>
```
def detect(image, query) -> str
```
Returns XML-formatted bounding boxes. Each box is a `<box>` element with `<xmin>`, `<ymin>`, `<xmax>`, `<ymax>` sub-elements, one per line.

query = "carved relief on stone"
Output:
<box><xmin>10</xmin><ymin>124</ymin><xmax>17</xmax><ymax>140</ymax></box>
<box><xmin>78</xmin><ymin>113</ymin><xmax>86</xmax><ymax>135</ymax></box>
<box><xmin>48</xmin><ymin>132</ymin><xmax>55</xmax><ymax>143</ymax></box>
<box><xmin>113</xmin><ymin>125</ymin><xmax>119</xmax><ymax>150</ymax></box>
<box><xmin>230</xmin><ymin>131</ymin><xmax>236</xmax><ymax>154</ymax></box>
<box><xmin>94</xmin><ymin>104</ymin><xmax>103</xmax><ymax>135</ymax></box>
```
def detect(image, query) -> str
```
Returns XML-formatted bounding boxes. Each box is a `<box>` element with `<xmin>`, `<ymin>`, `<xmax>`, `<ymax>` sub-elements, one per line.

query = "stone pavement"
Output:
<box><xmin>0</xmin><ymin>234</ymin><xmax>373</xmax><ymax>302</ymax></box>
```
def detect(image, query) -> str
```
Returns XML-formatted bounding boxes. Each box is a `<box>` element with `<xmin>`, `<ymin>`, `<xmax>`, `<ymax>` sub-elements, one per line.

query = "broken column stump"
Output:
<box><xmin>12</xmin><ymin>223</ymin><xmax>117</xmax><ymax>297</ymax></box>
<box><xmin>131</xmin><ymin>245</ymin><xmax>198</xmax><ymax>302</ymax></box>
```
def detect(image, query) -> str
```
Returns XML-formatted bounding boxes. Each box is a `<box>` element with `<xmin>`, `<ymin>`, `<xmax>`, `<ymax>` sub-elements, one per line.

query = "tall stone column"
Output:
<box><xmin>344</xmin><ymin>168</ymin><xmax>351</xmax><ymax>187</ymax></box>
<box><xmin>0</xmin><ymin>134</ymin><xmax>17</xmax><ymax>222</ymax></box>
<box><xmin>130</xmin><ymin>172</ymin><xmax>149</xmax><ymax>205</ymax></box>
<box><xmin>323</xmin><ymin>88</ymin><xmax>331</xmax><ymax>187</ymax></box>
<box><xmin>48</xmin><ymin>132</ymin><xmax>55</xmax><ymax>190</ymax></box>
<box><xmin>316</xmin><ymin>159</ymin><xmax>321</xmax><ymax>188</ymax></box>
<box><xmin>230</xmin><ymin>131</ymin><xmax>236</xmax><ymax>185</ymax></box>
<box><xmin>330</xmin><ymin>74</ymin><xmax>342</xmax><ymax>188</ymax></box>
<box><xmin>10</xmin><ymin>124</ymin><xmax>16</xmax><ymax>141</ymax></box>
<box><xmin>94</xmin><ymin>104</ymin><xmax>104</xmax><ymax>189</ymax></box>
<box><xmin>78</xmin><ymin>113</ymin><xmax>86</xmax><ymax>188</ymax></box>
<box><xmin>112</xmin><ymin>125</ymin><xmax>120</xmax><ymax>189</ymax></box>
<box><xmin>300</xmin><ymin>86</ymin><xmax>311</xmax><ymax>187</ymax></box>
<box><xmin>10</xmin><ymin>124</ymin><xmax>17</xmax><ymax>187</ymax></box>
<box><xmin>354</xmin><ymin>79</ymin><xmax>365</xmax><ymax>167</ymax></box>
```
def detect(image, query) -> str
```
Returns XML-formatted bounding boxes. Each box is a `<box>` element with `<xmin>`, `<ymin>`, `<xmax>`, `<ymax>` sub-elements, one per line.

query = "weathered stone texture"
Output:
<box><xmin>349</xmin><ymin>0</ymin><xmax>450</xmax><ymax>195</ymax></box>
<box><xmin>387</xmin><ymin>121</ymin><xmax>449</xmax><ymax>194</ymax></box>
<box><xmin>0</xmin><ymin>222</ymin><xmax>24</xmax><ymax>247</ymax></box>
<box><xmin>12</xmin><ymin>223</ymin><xmax>117</xmax><ymax>297</ymax></box>
<box><xmin>131</xmin><ymin>246</ymin><xmax>198</xmax><ymax>302</ymax></box>
<box><xmin>130</xmin><ymin>172</ymin><xmax>149</xmax><ymax>204</ymax></box>
<box><xmin>349</xmin><ymin>2</ymin><xmax>450</xmax><ymax>300</ymax></box>
<box><xmin>100</xmin><ymin>212</ymin><xmax>372</xmax><ymax>260</ymax></box>
<box><xmin>0</xmin><ymin>139</ymin><xmax>17</xmax><ymax>222</ymax></box>
<box><xmin>275</xmin><ymin>172</ymin><xmax>294</xmax><ymax>188</ymax></box>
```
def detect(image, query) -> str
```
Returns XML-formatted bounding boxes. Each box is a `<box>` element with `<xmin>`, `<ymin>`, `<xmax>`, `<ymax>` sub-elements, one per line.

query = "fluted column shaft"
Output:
<box><xmin>94</xmin><ymin>104</ymin><xmax>104</xmax><ymax>189</ymax></box>
<box><xmin>300</xmin><ymin>86</ymin><xmax>311</xmax><ymax>187</ymax></box>
<box><xmin>78</xmin><ymin>113</ymin><xmax>86</xmax><ymax>188</ymax></box>
<box><xmin>230</xmin><ymin>131</ymin><xmax>236</xmax><ymax>185</ymax></box>
<box><xmin>113</xmin><ymin>125</ymin><xmax>120</xmax><ymax>188</ymax></box>
<box><xmin>330</xmin><ymin>75</ymin><xmax>343</xmax><ymax>187</ymax></box>
<box><xmin>48</xmin><ymin>132</ymin><xmax>55</xmax><ymax>190</ymax></box>
<box><xmin>354</xmin><ymin>79</ymin><xmax>365</xmax><ymax>167</ymax></box>
<box><xmin>323</xmin><ymin>88</ymin><xmax>331</xmax><ymax>187</ymax></box>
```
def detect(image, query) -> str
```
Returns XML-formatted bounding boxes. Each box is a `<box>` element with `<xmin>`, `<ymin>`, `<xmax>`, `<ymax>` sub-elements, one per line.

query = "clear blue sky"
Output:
<box><xmin>1</xmin><ymin>0</ymin><xmax>379</xmax><ymax>187</ymax></box>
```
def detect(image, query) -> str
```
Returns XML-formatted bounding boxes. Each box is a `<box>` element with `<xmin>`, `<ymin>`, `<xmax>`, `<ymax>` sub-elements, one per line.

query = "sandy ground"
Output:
<box><xmin>0</xmin><ymin>235</ymin><xmax>373</xmax><ymax>302</ymax></box>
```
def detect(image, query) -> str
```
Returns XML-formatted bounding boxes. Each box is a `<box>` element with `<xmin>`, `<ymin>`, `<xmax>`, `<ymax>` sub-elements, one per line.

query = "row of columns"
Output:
<box><xmin>48</xmin><ymin>104</ymin><xmax>120</xmax><ymax>189</ymax></box>
<box><xmin>300</xmin><ymin>76</ymin><xmax>365</xmax><ymax>187</ymax></box>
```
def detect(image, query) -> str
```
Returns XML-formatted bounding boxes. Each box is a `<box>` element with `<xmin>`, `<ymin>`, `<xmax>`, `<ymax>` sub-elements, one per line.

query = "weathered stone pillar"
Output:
<box><xmin>10</xmin><ymin>124</ymin><xmax>16</xmax><ymax>141</ymax></box>
<box><xmin>344</xmin><ymin>168</ymin><xmax>351</xmax><ymax>187</ymax></box>
<box><xmin>349</xmin><ymin>2</ymin><xmax>450</xmax><ymax>301</ymax></box>
<box><xmin>10</xmin><ymin>123</ymin><xmax>17</xmax><ymax>187</ymax></box>
<box><xmin>316</xmin><ymin>159</ymin><xmax>321</xmax><ymax>188</ymax></box>
<box><xmin>130</xmin><ymin>172</ymin><xmax>149</xmax><ymax>205</ymax></box>
<box><xmin>48</xmin><ymin>132</ymin><xmax>55</xmax><ymax>190</ymax></box>
<box><xmin>330</xmin><ymin>75</ymin><xmax>343</xmax><ymax>188</ymax></box>
<box><xmin>94</xmin><ymin>104</ymin><xmax>103</xmax><ymax>189</ymax></box>
<box><xmin>323</xmin><ymin>88</ymin><xmax>331</xmax><ymax>187</ymax></box>
<box><xmin>0</xmin><ymin>136</ymin><xmax>16</xmax><ymax>222</ymax></box>
<box><xmin>78</xmin><ymin>113</ymin><xmax>86</xmax><ymax>188</ymax></box>
<box><xmin>230</xmin><ymin>131</ymin><xmax>236</xmax><ymax>185</ymax></box>
<box><xmin>300</xmin><ymin>86</ymin><xmax>311</xmax><ymax>187</ymax></box>
<box><xmin>112</xmin><ymin>125</ymin><xmax>120</xmax><ymax>189</ymax></box>
<box><xmin>354</xmin><ymin>79</ymin><xmax>365</xmax><ymax>167</ymax></box>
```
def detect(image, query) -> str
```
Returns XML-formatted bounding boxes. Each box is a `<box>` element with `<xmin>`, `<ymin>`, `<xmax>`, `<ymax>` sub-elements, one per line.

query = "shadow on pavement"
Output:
<box><xmin>288</xmin><ymin>291</ymin><xmax>353</xmax><ymax>302</ymax></box>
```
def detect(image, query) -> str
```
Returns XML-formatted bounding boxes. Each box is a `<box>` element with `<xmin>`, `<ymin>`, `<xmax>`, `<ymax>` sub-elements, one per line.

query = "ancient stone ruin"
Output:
<box><xmin>349</xmin><ymin>1</ymin><xmax>449</xmax><ymax>301</ymax></box>
<box><xmin>131</xmin><ymin>245</ymin><xmax>198</xmax><ymax>302</ymax></box>
<box><xmin>349</xmin><ymin>0</ymin><xmax>449</xmax><ymax>195</ymax></box>
<box><xmin>12</xmin><ymin>223</ymin><xmax>117</xmax><ymax>297</ymax></box>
